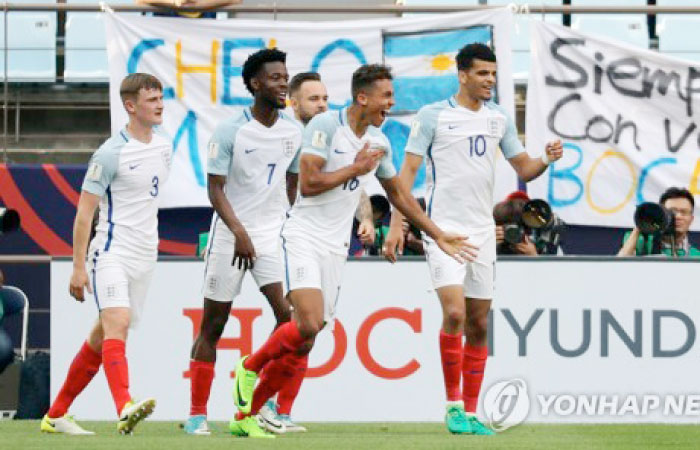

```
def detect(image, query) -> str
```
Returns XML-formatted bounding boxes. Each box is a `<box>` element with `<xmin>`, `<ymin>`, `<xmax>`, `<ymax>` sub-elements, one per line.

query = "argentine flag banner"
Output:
<box><xmin>385</xmin><ymin>26</ymin><xmax>495</xmax><ymax>113</ymax></box>
<box><xmin>106</xmin><ymin>8</ymin><xmax>516</xmax><ymax>207</ymax></box>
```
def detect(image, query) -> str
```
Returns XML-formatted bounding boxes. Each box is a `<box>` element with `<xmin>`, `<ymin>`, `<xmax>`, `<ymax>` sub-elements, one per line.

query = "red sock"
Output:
<box><xmin>277</xmin><ymin>353</ymin><xmax>308</xmax><ymax>415</ymax></box>
<box><xmin>248</xmin><ymin>354</ymin><xmax>298</xmax><ymax>416</ymax></box>
<box><xmin>189</xmin><ymin>360</ymin><xmax>215</xmax><ymax>416</ymax></box>
<box><xmin>102</xmin><ymin>339</ymin><xmax>131</xmax><ymax>416</ymax></box>
<box><xmin>439</xmin><ymin>330</ymin><xmax>463</xmax><ymax>402</ymax></box>
<box><xmin>47</xmin><ymin>341</ymin><xmax>102</xmax><ymax>418</ymax></box>
<box><xmin>244</xmin><ymin>321</ymin><xmax>305</xmax><ymax>373</ymax></box>
<box><xmin>462</xmin><ymin>343</ymin><xmax>488</xmax><ymax>413</ymax></box>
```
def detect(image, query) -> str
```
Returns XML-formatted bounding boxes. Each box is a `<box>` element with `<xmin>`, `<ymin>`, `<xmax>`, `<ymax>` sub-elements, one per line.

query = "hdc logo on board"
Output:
<box><xmin>181</xmin><ymin>307</ymin><xmax>422</xmax><ymax>379</ymax></box>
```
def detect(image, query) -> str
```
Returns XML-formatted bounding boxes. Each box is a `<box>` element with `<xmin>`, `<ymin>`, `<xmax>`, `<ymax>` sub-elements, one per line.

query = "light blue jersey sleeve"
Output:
<box><xmin>405</xmin><ymin>103</ymin><xmax>443</xmax><ymax>158</ymax></box>
<box><xmin>488</xmin><ymin>102</ymin><xmax>525</xmax><ymax>159</ymax></box>
<box><xmin>207</xmin><ymin>114</ymin><xmax>247</xmax><ymax>176</ymax></box>
<box><xmin>301</xmin><ymin>111</ymin><xmax>339</xmax><ymax>161</ymax></box>
<box><xmin>368</xmin><ymin>129</ymin><xmax>397</xmax><ymax>180</ymax></box>
<box><xmin>288</xmin><ymin>151</ymin><xmax>301</xmax><ymax>174</ymax></box>
<box><xmin>81</xmin><ymin>136</ymin><xmax>122</xmax><ymax>196</ymax></box>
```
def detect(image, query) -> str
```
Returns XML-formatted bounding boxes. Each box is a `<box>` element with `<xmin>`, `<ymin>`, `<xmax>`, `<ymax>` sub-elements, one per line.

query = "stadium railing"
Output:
<box><xmin>2</xmin><ymin>2</ymin><xmax>700</xmax><ymax>162</ymax></box>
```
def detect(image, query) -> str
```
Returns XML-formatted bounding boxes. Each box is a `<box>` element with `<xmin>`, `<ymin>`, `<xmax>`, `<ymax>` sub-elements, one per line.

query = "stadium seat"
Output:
<box><xmin>571</xmin><ymin>0</ymin><xmax>649</xmax><ymax>49</ymax></box>
<box><xmin>64</xmin><ymin>13</ymin><xmax>109</xmax><ymax>82</ymax></box>
<box><xmin>0</xmin><ymin>12</ymin><xmax>56</xmax><ymax>82</ymax></box>
<box><xmin>64</xmin><ymin>0</ymin><xmax>134</xmax><ymax>83</ymax></box>
<box><xmin>656</xmin><ymin>1</ymin><xmax>700</xmax><ymax>63</ymax></box>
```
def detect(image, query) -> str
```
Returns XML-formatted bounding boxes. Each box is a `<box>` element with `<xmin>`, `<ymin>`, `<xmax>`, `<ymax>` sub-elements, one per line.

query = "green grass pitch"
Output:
<box><xmin>2</xmin><ymin>421</ymin><xmax>700</xmax><ymax>449</ymax></box>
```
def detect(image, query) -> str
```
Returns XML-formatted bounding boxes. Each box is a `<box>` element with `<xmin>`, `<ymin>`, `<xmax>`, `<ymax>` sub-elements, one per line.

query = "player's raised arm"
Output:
<box><xmin>498</xmin><ymin>105</ymin><xmax>563</xmax><ymax>181</ymax></box>
<box><xmin>69</xmin><ymin>191</ymin><xmax>100</xmax><ymax>302</ymax></box>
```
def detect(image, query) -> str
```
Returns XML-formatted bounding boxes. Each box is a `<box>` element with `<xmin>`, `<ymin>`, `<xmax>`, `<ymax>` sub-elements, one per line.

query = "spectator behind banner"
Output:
<box><xmin>136</xmin><ymin>0</ymin><xmax>241</xmax><ymax>19</ymax></box>
<box><xmin>0</xmin><ymin>269</ymin><xmax>25</xmax><ymax>375</ymax></box>
<box><xmin>618</xmin><ymin>187</ymin><xmax>700</xmax><ymax>258</ymax></box>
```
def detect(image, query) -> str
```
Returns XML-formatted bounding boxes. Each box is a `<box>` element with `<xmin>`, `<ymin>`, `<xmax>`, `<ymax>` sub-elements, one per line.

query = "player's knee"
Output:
<box><xmin>466</xmin><ymin>315</ymin><xmax>489</xmax><ymax>342</ymax></box>
<box><xmin>444</xmin><ymin>307</ymin><xmax>466</xmax><ymax>330</ymax></box>
<box><xmin>297</xmin><ymin>319</ymin><xmax>322</xmax><ymax>339</ymax></box>
<box><xmin>275</xmin><ymin>306</ymin><xmax>292</xmax><ymax>325</ymax></box>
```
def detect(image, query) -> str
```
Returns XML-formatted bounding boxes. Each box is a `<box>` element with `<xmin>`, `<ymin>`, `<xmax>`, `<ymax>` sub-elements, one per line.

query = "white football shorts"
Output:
<box><xmin>201</xmin><ymin>248</ymin><xmax>284</xmax><ymax>303</ymax></box>
<box><xmin>280</xmin><ymin>233</ymin><xmax>346</xmax><ymax>325</ymax></box>
<box><xmin>423</xmin><ymin>227</ymin><xmax>497</xmax><ymax>300</ymax></box>
<box><xmin>87</xmin><ymin>249</ymin><xmax>155</xmax><ymax>329</ymax></box>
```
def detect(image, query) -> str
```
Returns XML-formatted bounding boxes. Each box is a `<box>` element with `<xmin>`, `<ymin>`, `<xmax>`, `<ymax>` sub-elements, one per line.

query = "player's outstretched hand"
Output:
<box><xmin>436</xmin><ymin>232</ymin><xmax>479</xmax><ymax>264</ymax></box>
<box><xmin>354</xmin><ymin>143</ymin><xmax>384</xmax><ymax>176</ymax></box>
<box><xmin>383</xmin><ymin>226</ymin><xmax>405</xmax><ymax>263</ymax></box>
<box><xmin>69</xmin><ymin>267</ymin><xmax>91</xmax><ymax>302</ymax></box>
<box><xmin>544</xmin><ymin>139</ymin><xmax>564</xmax><ymax>163</ymax></box>
<box><xmin>232</xmin><ymin>230</ymin><xmax>256</xmax><ymax>271</ymax></box>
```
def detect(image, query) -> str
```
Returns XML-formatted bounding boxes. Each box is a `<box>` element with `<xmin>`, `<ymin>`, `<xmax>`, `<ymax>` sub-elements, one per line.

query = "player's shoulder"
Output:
<box><xmin>416</xmin><ymin>99</ymin><xmax>451</xmax><ymax>123</ymax></box>
<box><xmin>278</xmin><ymin>110</ymin><xmax>304</xmax><ymax>134</ymax></box>
<box><xmin>152</xmin><ymin>125</ymin><xmax>173</xmax><ymax>144</ymax></box>
<box><xmin>212</xmin><ymin>109</ymin><xmax>253</xmax><ymax>139</ymax></box>
<box><xmin>307</xmin><ymin>109</ymin><xmax>341</xmax><ymax>132</ymax></box>
<box><xmin>95</xmin><ymin>131</ymin><xmax>128</xmax><ymax>158</ymax></box>
<box><xmin>367</xmin><ymin>125</ymin><xmax>391</xmax><ymax>148</ymax></box>
<box><xmin>483</xmin><ymin>101</ymin><xmax>510</xmax><ymax>118</ymax></box>
<box><xmin>420</xmin><ymin>99</ymin><xmax>452</xmax><ymax>113</ymax></box>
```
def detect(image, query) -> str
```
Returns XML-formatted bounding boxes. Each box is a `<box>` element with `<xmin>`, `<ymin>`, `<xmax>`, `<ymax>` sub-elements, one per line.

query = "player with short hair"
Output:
<box><xmin>255</xmin><ymin>71</ymin><xmax>374</xmax><ymax>433</ymax></box>
<box><xmin>228</xmin><ymin>63</ymin><xmax>477</xmax><ymax>436</ymax></box>
<box><xmin>41</xmin><ymin>73</ymin><xmax>171</xmax><ymax>435</ymax></box>
<box><xmin>184</xmin><ymin>48</ymin><xmax>302</xmax><ymax>438</ymax></box>
<box><xmin>384</xmin><ymin>43</ymin><xmax>563</xmax><ymax>435</ymax></box>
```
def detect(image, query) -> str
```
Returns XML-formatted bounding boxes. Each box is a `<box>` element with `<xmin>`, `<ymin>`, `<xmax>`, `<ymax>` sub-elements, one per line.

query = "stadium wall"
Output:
<box><xmin>50</xmin><ymin>258</ymin><xmax>700</xmax><ymax>423</ymax></box>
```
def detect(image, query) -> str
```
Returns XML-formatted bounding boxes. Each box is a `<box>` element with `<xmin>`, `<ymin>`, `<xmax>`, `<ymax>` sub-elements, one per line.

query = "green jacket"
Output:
<box><xmin>622</xmin><ymin>231</ymin><xmax>700</xmax><ymax>258</ymax></box>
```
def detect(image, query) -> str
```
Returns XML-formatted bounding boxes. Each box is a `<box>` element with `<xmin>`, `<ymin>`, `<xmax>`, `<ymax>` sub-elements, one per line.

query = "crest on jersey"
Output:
<box><xmin>487</xmin><ymin>117</ymin><xmax>504</xmax><ymax>137</ymax></box>
<box><xmin>161</xmin><ymin>148</ymin><xmax>172</xmax><ymax>168</ymax></box>
<box><xmin>282</xmin><ymin>139</ymin><xmax>296</xmax><ymax>158</ymax></box>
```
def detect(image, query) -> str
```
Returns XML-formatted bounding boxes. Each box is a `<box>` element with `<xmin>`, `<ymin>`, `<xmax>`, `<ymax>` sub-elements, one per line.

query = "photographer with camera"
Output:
<box><xmin>618</xmin><ymin>187</ymin><xmax>699</xmax><ymax>258</ymax></box>
<box><xmin>494</xmin><ymin>191</ymin><xmax>565</xmax><ymax>256</ymax></box>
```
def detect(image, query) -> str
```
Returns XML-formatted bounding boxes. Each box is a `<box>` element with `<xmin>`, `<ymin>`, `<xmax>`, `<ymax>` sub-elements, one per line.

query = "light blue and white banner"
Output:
<box><xmin>105</xmin><ymin>8</ymin><xmax>516</xmax><ymax>207</ymax></box>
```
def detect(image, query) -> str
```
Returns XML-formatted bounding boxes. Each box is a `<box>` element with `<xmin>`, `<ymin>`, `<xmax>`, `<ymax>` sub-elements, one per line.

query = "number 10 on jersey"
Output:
<box><xmin>469</xmin><ymin>135</ymin><xmax>486</xmax><ymax>157</ymax></box>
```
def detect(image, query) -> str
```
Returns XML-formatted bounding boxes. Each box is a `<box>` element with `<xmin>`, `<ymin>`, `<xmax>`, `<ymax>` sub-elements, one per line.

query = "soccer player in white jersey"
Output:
<box><xmin>41</xmin><ymin>73</ymin><xmax>171</xmax><ymax>435</ymax></box>
<box><xmin>256</xmin><ymin>71</ymin><xmax>376</xmax><ymax>434</ymax></box>
<box><xmin>384</xmin><ymin>43</ymin><xmax>563</xmax><ymax>435</ymax></box>
<box><xmin>229</xmin><ymin>64</ymin><xmax>478</xmax><ymax>434</ymax></box>
<box><xmin>184</xmin><ymin>49</ymin><xmax>302</xmax><ymax>438</ymax></box>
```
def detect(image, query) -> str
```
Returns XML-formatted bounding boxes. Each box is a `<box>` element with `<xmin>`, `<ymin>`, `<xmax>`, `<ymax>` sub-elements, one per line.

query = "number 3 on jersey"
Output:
<box><xmin>150</xmin><ymin>176</ymin><xmax>159</xmax><ymax>197</ymax></box>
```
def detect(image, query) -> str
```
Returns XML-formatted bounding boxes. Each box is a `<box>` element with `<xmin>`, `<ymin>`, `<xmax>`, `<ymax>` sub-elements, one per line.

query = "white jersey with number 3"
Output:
<box><xmin>82</xmin><ymin>128</ymin><xmax>172</xmax><ymax>260</ymax></box>
<box><xmin>405</xmin><ymin>97</ymin><xmax>524</xmax><ymax>233</ymax></box>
